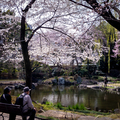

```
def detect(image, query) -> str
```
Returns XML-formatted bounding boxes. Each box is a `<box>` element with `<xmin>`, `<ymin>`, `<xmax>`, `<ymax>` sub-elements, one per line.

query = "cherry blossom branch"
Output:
<box><xmin>68</xmin><ymin>0</ymin><xmax>93</xmax><ymax>10</ymax></box>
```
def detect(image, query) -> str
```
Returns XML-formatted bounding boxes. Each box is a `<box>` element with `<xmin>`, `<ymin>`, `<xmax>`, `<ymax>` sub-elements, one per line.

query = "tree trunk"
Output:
<box><xmin>85</xmin><ymin>0</ymin><xmax>120</xmax><ymax>31</ymax></box>
<box><xmin>20</xmin><ymin>15</ymin><xmax>32</xmax><ymax>89</ymax></box>
<box><xmin>19</xmin><ymin>0</ymin><xmax>36</xmax><ymax>89</ymax></box>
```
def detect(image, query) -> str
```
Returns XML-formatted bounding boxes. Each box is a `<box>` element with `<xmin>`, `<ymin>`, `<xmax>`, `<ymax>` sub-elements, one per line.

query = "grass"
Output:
<box><xmin>108</xmin><ymin>114</ymin><xmax>120</xmax><ymax>119</ymax></box>
<box><xmin>37</xmin><ymin>114</ymin><xmax>59</xmax><ymax>120</ymax></box>
<box><xmin>70</xmin><ymin>104</ymin><xmax>86</xmax><ymax>110</ymax></box>
<box><xmin>11</xmin><ymin>95</ymin><xmax>17</xmax><ymax>104</ymax></box>
<box><xmin>93</xmin><ymin>76</ymin><xmax>118</xmax><ymax>81</ymax></box>
<box><xmin>43</xmin><ymin>76</ymin><xmax>75</xmax><ymax>83</ymax></box>
<box><xmin>107</xmin><ymin>83</ymin><xmax>120</xmax><ymax>87</ymax></box>
<box><xmin>106</xmin><ymin>86</ymin><xmax>114</xmax><ymax>89</ymax></box>
<box><xmin>0</xmin><ymin>79</ymin><xmax>25</xmax><ymax>84</ymax></box>
<box><xmin>0</xmin><ymin>79</ymin><xmax>25</xmax><ymax>81</ymax></box>
<box><xmin>73</xmin><ymin>110</ymin><xmax>110</xmax><ymax>116</ymax></box>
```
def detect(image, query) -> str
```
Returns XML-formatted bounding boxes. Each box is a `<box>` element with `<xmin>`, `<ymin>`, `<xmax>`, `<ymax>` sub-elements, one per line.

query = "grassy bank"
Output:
<box><xmin>0</xmin><ymin>79</ymin><xmax>25</xmax><ymax>85</ymax></box>
<box><xmin>32</xmin><ymin>100</ymin><xmax>120</xmax><ymax>119</ymax></box>
<box><xmin>12</xmin><ymin>96</ymin><xmax>119</xmax><ymax>119</ymax></box>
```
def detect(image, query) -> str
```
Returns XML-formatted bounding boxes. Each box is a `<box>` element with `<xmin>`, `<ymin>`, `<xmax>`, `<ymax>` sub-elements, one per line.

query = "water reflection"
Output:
<box><xmin>0</xmin><ymin>85</ymin><xmax>120</xmax><ymax>111</ymax></box>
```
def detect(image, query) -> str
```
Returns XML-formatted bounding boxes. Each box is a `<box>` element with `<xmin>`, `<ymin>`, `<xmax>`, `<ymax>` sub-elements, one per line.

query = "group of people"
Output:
<box><xmin>0</xmin><ymin>86</ymin><xmax>36</xmax><ymax>120</ymax></box>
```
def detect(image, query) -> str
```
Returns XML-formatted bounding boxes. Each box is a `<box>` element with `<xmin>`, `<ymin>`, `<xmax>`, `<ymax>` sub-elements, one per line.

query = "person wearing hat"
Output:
<box><xmin>0</xmin><ymin>86</ymin><xmax>15</xmax><ymax>120</ymax></box>
<box><xmin>21</xmin><ymin>86</ymin><xmax>36</xmax><ymax>120</ymax></box>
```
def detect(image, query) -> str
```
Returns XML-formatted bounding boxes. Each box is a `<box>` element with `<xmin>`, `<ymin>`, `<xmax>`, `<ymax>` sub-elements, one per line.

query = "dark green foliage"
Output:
<box><xmin>56</xmin><ymin>102</ymin><xmax>62</xmax><ymax>109</ymax></box>
<box><xmin>67</xmin><ymin>105</ymin><xmax>72</xmax><ymax>110</ymax></box>
<box><xmin>45</xmin><ymin>101</ymin><xmax>53</xmax><ymax>106</ymax></box>
<box><xmin>72</xmin><ymin>104</ymin><xmax>79</xmax><ymax>110</ymax></box>
<box><xmin>79</xmin><ymin>68</ymin><xmax>88</xmax><ymax>77</ymax></box>
<box><xmin>0</xmin><ymin>61</ymin><xmax>19</xmax><ymax>79</ymax></box>
<box><xmin>75</xmin><ymin>104</ymin><xmax>79</xmax><ymax>110</ymax></box>
<box><xmin>47</xmin><ymin>116</ymin><xmax>58</xmax><ymax>120</ymax></box>
<box><xmin>54</xmin><ymin>76</ymin><xmax>58</xmax><ymax>82</ymax></box>
<box><xmin>20</xmin><ymin>60</ymin><xmax>54</xmax><ymax>81</ymax></box>
<box><xmin>45</xmin><ymin>101</ymin><xmax>50</xmax><ymax>105</ymax></box>
<box><xmin>55</xmin><ymin>102</ymin><xmax>86</xmax><ymax>111</ymax></box>
<box><xmin>2</xmin><ymin>10</ymin><xmax>14</xmax><ymax>15</ymax></box>
<box><xmin>79</xmin><ymin>104</ymin><xmax>86</xmax><ymax>110</ymax></box>
<box><xmin>96</xmin><ymin>21</ymin><xmax>119</xmax><ymax>74</ymax></box>
<box><xmin>71</xmin><ymin>103</ymin><xmax>86</xmax><ymax>110</ymax></box>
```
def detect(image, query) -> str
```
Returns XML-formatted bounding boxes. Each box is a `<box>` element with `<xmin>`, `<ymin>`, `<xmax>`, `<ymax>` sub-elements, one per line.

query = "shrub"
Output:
<box><xmin>67</xmin><ymin>105</ymin><xmax>72</xmax><ymax>110</ymax></box>
<box><xmin>47</xmin><ymin>116</ymin><xmax>58</xmax><ymax>120</ymax></box>
<box><xmin>79</xmin><ymin>104</ymin><xmax>86</xmax><ymax>110</ymax></box>
<box><xmin>75</xmin><ymin>104</ymin><xmax>79</xmax><ymax>110</ymax></box>
<box><xmin>45</xmin><ymin>101</ymin><xmax>53</xmax><ymax>106</ymax></box>
<box><xmin>80</xmin><ymin>68</ymin><xmax>88</xmax><ymax>77</ymax></box>
<box><xmin>56</xmin><ymin>102</ymin><xmax>62</xmax><ymax>109</ymax></box>
<box><xmin>70</xmin><ymin>103</ymin><xmax>86</xmax><ymax>110</ymax></box>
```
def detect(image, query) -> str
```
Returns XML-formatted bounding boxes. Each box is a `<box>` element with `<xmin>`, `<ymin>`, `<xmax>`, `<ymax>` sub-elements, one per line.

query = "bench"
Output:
<box><xmin>0</xmin><ymin>102</ymin><xmax>49</xmax><ymax>120</ymax></box>
<box><xmin>0</xmin><ymin>102</ymin><xmax>28</xmax><ymax>120</ymax></box>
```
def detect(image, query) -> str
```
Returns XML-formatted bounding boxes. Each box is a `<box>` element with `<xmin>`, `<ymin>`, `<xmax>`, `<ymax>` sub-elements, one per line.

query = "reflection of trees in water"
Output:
<box><xmin>75</xmin><ymin>89</ymin><xmax>103</xmax><ymax>110</ymax></box>
<box><xmin>30</xmin><ymin>86</ymin><xmax>120</xmax><ymax>110</ymax></box>
<box><xmin>104</xmin><ymin>94</ymin><xmax>107</xmax><ymax>100</ymax></box>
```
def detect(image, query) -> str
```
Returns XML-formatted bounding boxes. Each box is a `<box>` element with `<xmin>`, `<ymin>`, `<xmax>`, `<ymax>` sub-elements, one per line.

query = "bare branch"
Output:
<box><xmin>27</xmin><ymin>6</ymin><xmax>58</xmax><ymax>43</ymax></box>
<box><xmin>40</xmin><ymin>26</ymin><xmax>80</xmax><ymax>46</ymax></box>
<box><xmin>68</xmin><ymin>0</ymin><xmax>93</xmax><ymax>10</ymax></box>
<box><xmin>81</xmin><ymin>15</ymin><xmax>100</xmax><ymax>37</ymax></box>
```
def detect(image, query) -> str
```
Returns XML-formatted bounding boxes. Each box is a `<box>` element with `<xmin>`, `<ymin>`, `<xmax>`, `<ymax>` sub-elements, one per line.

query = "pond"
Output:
<box><xmin>0</xmin><ymin>85</ymin><xmax>120</xmax><ymax>111</ymax></box>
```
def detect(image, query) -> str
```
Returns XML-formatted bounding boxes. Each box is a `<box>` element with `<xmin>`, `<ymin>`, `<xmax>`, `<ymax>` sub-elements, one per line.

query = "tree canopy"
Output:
<box><xmin>0</xmin><ymin>0</ymin><xmax>120</xmax><ymax>88</ymax></box>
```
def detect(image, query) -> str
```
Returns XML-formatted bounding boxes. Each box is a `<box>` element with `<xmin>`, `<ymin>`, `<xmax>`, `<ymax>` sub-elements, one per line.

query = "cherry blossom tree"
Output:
<box><xmin>1</xmin><ymin>0</ymin><xmax>119</xmax><ymax>88</ymax></box>
<box><xmin>1</xmin><ymin>0</ymin><xmax>86</xmax><ymax>88</ymax></box>
<box><xmin>113</xmin><ymin>39</ymin><xmax>120</xmax><ymax>57</ymax></box>
<box><xmin>29</xmin><ymin>30</ymin><xmax>103</xmax><ymax>67</ymax></box>
<box><xmin>0</xmin><ymin>10</ymin><xmax>23</xmax><ymax>78</ymax></box>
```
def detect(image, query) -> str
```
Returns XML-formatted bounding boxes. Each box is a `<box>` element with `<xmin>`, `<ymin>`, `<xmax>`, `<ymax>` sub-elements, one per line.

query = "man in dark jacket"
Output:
<box><xmin>0</xmin><ymin>86</ymin><xmax>15</xmax><ymax>120</ymax></box>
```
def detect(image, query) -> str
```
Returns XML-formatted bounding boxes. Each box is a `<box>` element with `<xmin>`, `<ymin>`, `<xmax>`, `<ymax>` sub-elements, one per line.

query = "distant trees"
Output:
<box><xmin>94</xmin><ymin>22</ymin><xmax>118</xmax><ymax>73</ymax></box>
<box><xmin>0</xmin><ymin>10</ymin><xmax>21</xmax><ymax>59</ymax></box>
<box><xmin>0</xmin><ymin>10</ymin><xmax>22</xmax><ymax>79</ymax></box>
<box><xmin>113</xmin><ymin>39</ymin><xmax>120</xmax><ymax>57</ymax></box>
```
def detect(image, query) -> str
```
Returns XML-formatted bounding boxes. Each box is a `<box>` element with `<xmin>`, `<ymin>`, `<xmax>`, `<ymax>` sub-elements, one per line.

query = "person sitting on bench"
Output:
<box><xmin>0</xmin><ymin>86</ymin><xmax>15</xmax><ymax>120</ymax></box>
<box><xmin>22</xmin><ymin>87</ymin><xmax>36</xmax><ymax>120</ymax></box>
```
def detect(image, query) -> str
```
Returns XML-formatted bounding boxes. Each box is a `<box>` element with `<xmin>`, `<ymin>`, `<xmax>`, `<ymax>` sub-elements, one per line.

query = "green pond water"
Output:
<box><xmin>0</xmin><ymin>85</ymin><xmax>120</xmax><ymax>111</ymax></box>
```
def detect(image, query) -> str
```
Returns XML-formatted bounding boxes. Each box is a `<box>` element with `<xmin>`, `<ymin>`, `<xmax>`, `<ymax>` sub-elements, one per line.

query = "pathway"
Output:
<box><xmin>0</xmin><ymin>113</ymin><xmax>40</xmax><ymax>120</ymax></box>
<box><xmin>2</xmin><ymin>112</ymin><xmax>120</xmax><ymax>120</ymax></box>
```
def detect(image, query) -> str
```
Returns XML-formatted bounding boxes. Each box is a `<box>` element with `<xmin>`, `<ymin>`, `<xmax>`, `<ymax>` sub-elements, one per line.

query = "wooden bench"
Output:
<box><xmin>0</xmin><ymin>102</ymin><xmax>49</xmax><ymax>120</ymax></box>
<box><xmin>0</xmin><ymin>102</ymin><xmax>28</xmax><ymax>120</ymax></box>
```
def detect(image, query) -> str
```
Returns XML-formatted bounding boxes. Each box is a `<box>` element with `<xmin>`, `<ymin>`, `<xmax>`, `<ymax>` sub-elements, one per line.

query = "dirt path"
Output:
<box><xmin>0</xmin><ymin>113</ymin><xmax>39</xmax><ymax>120</ymax></box>
<box><xmin>1</xmin><ymin>110</ymin><xmax>120</xmax><ymax>120</ymax></box>
<box><xmin>38</xmin><ymin>110</ymin><xmax>120</xmax><ymax>120</ymax></box>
